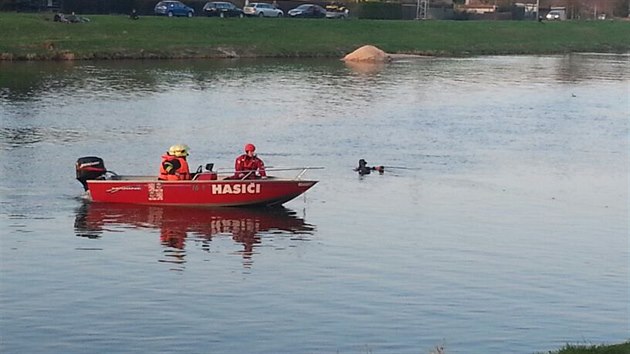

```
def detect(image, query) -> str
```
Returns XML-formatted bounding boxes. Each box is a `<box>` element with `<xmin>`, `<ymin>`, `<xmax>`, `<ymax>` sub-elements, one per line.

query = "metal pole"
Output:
<box><xmin>536</xmin><ymin>0</ymin><xmax>540</xmax><ymax>20</ymax></box>
<box><xmin>416</xmin><ymin>0</ymin><xmax>419</xmax><ymax>19</ymax></box>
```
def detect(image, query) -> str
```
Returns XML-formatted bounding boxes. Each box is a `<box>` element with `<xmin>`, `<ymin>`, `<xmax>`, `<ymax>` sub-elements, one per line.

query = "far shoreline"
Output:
<box><xmin>1</xmin><ymin>44</ymin><xmax>629</xmax><ymax>62</ymax></box>
<box><xmin>1</xmin><ymin>13</ymin><xmax>629</xmax><ymax>61</ymax></box>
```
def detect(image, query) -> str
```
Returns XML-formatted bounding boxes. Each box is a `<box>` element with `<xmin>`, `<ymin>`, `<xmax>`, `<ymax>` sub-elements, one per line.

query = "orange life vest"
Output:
<box><xmin>159</xmin><ymin>154</ymin><xmax>191</xmax><ymax>181</ymax></box>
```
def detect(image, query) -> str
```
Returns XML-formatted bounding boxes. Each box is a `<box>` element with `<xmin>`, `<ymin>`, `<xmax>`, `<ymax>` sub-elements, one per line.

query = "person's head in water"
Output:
<box><xmin>356</xmin><ymin>159</ymin><xmax>385</xmax><ymax>175</ymax></box>
<box><xmin>356</xmin><ymin>159</ymin><xmax>371</xmax><ymax>175</ymax></box>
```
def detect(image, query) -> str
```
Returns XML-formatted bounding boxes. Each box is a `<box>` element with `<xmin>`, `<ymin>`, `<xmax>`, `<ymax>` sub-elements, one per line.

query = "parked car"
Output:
<box><xmin>545</xmin><ymin>10</ymin><xmax>562</xmax><ymax>20</ymax></box>
<box><xmin>325</xmin><ymin>2</ymin><xmax>348</xmax><ymax>19</ymax></box>
<box><xmin>154</xmin><ymin>1</ymin><xmax>194</xmax><ymax>17</ymax></box>
<box><xmin>243</xmin><ymin>2</ymin><xmax>284</xmax><ymax>17</ymax></box>
<box><xmin>288</xmin><ymin>4</ymin><xmax>326</xmax><ymax>18</ymax></box>
<box><xmin>203</xmin><ymin>1</ymin><xmax>244</xmax><ymax>17</ymax></box>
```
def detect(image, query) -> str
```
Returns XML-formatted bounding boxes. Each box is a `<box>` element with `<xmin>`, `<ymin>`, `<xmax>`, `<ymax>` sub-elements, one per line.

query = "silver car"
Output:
<box><xmin>545</xmin><ymin>10</ymin><xmax>563</xmax><ymax>20</ymax></box>
<box><xmin>243</xmin><ymin>2</ymin><xmax>283</xmax><ymax>17</ymax></box>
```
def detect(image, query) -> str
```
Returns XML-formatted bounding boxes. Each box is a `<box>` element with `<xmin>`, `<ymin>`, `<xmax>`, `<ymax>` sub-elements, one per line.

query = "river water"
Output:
<box><xmin>0</xmin><ymin>54</ymin><xmax>628</xmax><ymax>354</ymax></box>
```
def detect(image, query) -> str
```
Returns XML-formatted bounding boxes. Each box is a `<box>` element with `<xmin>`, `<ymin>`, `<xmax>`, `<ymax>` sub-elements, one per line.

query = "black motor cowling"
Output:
<box><xmin>76</xmin><ymin>156</ymin><xmax>107</xmax><ymax>191</ymax></box>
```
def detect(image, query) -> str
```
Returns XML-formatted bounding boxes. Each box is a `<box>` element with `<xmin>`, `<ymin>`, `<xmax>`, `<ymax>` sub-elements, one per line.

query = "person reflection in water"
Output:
<box><xmin>227</xmin><ymin>222</ymin><xmax>261</xmax><ymax>263</ymax></box>
<box><xmin>160</xmin><ymin>227</ymin><xmax>187</xmax><ymax>266</ymax></box>
<box><xmin>160</xmin><ymin>227</ymin><xmax>186</xmax><ymax>250</ymax></box>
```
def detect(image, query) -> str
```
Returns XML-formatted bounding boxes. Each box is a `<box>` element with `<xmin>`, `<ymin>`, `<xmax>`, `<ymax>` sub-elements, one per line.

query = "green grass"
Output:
<box><xmin>1</xmin><ymin>13</ymin><xmax>629</xmax><ymax>59</ymax></box>
<box><xmin>544</xmin><ymin>341</ymin><xmax>630</xmax><ymax>354</ymax></box>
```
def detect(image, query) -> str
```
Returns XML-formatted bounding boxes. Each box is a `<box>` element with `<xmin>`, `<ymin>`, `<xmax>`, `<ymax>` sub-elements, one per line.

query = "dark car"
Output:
<box><xmin>203</xmin><ymin>2</ymin><xmax>245</xmax><ymax>17</ymax></box>
<box><xmin>154</xmin><ymin>0</ymin><xmax>195</xmax><ymax>17</ymax></box>
<box><xmin>288</xmin><ymin>4</ymin><xmax>326</xmax><ymax>18</ymax></box>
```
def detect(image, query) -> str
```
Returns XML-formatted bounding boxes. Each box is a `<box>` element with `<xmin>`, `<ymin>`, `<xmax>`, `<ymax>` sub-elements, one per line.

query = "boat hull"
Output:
<box><xmin>86</xmin><ymin>178</ymin><xmax>317</xmax><ymax>207</ymax></box>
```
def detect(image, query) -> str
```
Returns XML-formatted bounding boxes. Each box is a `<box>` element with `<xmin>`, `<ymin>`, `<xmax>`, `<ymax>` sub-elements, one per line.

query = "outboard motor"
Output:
<box><xmin>76</xmin><ymin>156</ymin><xmax>107</xmax><ymax>191</ymax></box>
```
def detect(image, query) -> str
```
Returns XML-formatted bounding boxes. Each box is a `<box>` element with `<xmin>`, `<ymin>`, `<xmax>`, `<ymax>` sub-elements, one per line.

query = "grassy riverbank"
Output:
<box><xmin>545</xmin><ymin>341</ymin><xmax>630</xmax><ymax>354</ymax></box>
<box><xmin>1</xmin><ymin>13</ymin><xmax>629</xmax><ymax>60</ymax></box>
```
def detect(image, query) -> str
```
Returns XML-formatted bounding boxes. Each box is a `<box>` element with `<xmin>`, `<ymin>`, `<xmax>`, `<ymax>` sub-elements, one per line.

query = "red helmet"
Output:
<box><xmin>244</xmin><ymin>143</ymin><xmax>256</xmax><ymax>152</ymax></box>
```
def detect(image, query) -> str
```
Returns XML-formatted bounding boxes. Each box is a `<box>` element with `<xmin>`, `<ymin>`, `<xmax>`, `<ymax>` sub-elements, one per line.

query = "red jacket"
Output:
<box><xmin>233</xmin><ymin>154</ymin><xmax>266</xmax><ymax>179</ymax></box>
<box><xmin>159</xmin><ymin>154</ymin><xmax>191</xmax><ymax>181</ymax></box>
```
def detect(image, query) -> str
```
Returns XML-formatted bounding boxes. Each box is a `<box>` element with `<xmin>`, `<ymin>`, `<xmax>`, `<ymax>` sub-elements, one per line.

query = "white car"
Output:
<box><xmin>545</xmin><ymin>10</ymin><xmax>562</xmax><ymax>20</ymax></box>
<box><xmin>243</xmin><ymin>2</ymin><xmax>283</xmax><ymax>17</ymax></box>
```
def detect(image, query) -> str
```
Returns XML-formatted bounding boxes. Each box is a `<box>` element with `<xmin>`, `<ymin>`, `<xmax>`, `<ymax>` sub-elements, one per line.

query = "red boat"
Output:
<box><xmin>76</xmin><ymin>157</ymin><xmax>319</xmax><ymax>207</ymax></box>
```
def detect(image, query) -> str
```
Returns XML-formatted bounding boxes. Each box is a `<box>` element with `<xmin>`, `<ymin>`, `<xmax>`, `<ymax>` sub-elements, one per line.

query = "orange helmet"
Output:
<box><xmin>244</xmin><ymin>143</ymin><xmax>256</xmax><ymax>152</ymax></box>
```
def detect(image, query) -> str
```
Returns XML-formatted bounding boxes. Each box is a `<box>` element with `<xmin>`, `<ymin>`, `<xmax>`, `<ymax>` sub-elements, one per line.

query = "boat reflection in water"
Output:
<box><xmin>74</xmin><ymin>202</ymin><xmax>316</xmax><ymax>268</ymax></box>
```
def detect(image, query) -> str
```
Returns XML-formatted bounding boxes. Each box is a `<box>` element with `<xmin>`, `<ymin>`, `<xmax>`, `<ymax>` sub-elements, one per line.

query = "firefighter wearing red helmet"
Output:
<box><xmin>233</xmin><ymin>143</ymin><xmax>266</xmax><ymax>179</ymax></box>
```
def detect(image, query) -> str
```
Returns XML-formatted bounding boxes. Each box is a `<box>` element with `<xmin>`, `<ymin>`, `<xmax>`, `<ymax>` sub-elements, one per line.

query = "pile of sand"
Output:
<box><xmin>342</xmin><ymin>45</ymin><xmax>391</xmax><ymax>63</ymax></box>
